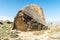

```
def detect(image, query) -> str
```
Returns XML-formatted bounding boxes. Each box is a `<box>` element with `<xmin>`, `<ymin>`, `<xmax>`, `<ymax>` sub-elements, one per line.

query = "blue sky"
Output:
<box><xmin>0</xmin><ymin>0</ymin><xmax>60</xmax><ymax>22</ymax></box>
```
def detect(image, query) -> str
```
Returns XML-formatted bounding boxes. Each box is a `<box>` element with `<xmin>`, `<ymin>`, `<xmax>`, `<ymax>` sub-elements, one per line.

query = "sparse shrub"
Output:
<box><xmin>16</xmin><ymin>38</ymin><xmax>21</xmax><ymax>40</ymax></box>
<box><xmin>6</xmin><ymin>20</ymin><xmax>12</xmax><ymax>24</ymax></box>
<box><xmin>35</xmin><ymin>38</ymin><xmax>39</xmax><ymax>40</ymax></box>
<box><xmin>4</xmin><ymin>38</ymin><xmax>9</xmax><ymax>40</ymax></box>
<box><xmin>0</xmin><ymin>23</ymin><xmax>20</xmax><ymax>40</ymax></box>
<box><xmin>0</xmin><ymin>22</ymin><xmax>3</xmax><ymax>25</ymax></box>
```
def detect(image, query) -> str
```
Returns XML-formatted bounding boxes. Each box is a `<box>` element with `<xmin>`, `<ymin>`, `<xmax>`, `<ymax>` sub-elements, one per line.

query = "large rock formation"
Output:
<box><xmin>12</xmin><ymin>4</ymin><xmax>48</xmax><ymax>31</ymax></box>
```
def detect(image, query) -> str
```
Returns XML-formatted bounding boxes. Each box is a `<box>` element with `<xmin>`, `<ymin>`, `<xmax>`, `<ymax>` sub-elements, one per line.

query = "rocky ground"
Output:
<box><xmin>0</xmin><ymin>22</ymin><xmax>60</xmax><ymax>40</ymax></box>
<box><xmin>17</xmin><ymin>28</ymin><xmax>60</xmax><ymax>40</ymax></box>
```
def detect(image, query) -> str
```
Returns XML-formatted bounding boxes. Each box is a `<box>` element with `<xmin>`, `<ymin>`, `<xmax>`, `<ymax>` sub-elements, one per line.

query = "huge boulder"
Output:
<box><xmin>12</xmin><ymin>4</ymin><xmax>48</xmax><ymax>31</ymax></box>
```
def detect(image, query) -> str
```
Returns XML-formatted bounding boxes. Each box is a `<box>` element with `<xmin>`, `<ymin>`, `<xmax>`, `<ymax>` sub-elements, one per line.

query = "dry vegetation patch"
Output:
<box><xmin>0</xmin><ymin>22</ymin><xmax>60</xmax><ymax>40</ymax></box>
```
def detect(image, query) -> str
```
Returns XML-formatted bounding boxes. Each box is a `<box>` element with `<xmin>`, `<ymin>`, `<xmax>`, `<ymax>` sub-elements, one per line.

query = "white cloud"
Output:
<box><xmin>0</xmin><ymin>16</ymin><xmax>14</xmax><ymax>22</ymax></box>
<box><xmin>46</xmin><ymin>17</ymin><xmax>60</xmax><ymax>22</ymax></box>
<box><xmin>0</xmin><ymin>16</ymin><xmax>60</xmax><ymax>23</ymax></box>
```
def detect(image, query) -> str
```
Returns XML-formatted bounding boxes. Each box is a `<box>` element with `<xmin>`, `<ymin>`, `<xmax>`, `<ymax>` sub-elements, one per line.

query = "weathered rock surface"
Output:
<box><xmin>23</xmin><ymin>4</ymin><xmax>46</xmax><ymax>24</ymax></box>
<box><xmin>12</xmin><ymin>4</ymin><xmax>48</xmax><ymax>31</ymax></box>
<box><xmin>13</xmin><ymin>10</ymin><xmax>29</xmax><ymax>31</ymax></box>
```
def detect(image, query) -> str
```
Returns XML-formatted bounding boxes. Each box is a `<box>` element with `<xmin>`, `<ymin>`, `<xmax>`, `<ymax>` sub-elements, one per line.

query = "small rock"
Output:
<box><xmin>50</xmin><ymin>32</ymin><xmax>60</xmax><ymax>39</ymax></box>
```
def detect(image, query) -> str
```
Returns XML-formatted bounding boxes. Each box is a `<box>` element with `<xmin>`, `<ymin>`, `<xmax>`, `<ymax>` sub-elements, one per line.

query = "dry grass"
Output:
<box><xmin>0</xmin><ymin>22</ymin><xmax>21</xmax><ymax>40</ymax></box>
<box><xmin>0</xmin><ymin>22</ymin><xmax>60</xmax><ymax>40</ymax></box>
<box><xmin>33</xmin><ymin>30</ymin><xmax>46</xmax><ymax>35</ymax></box>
